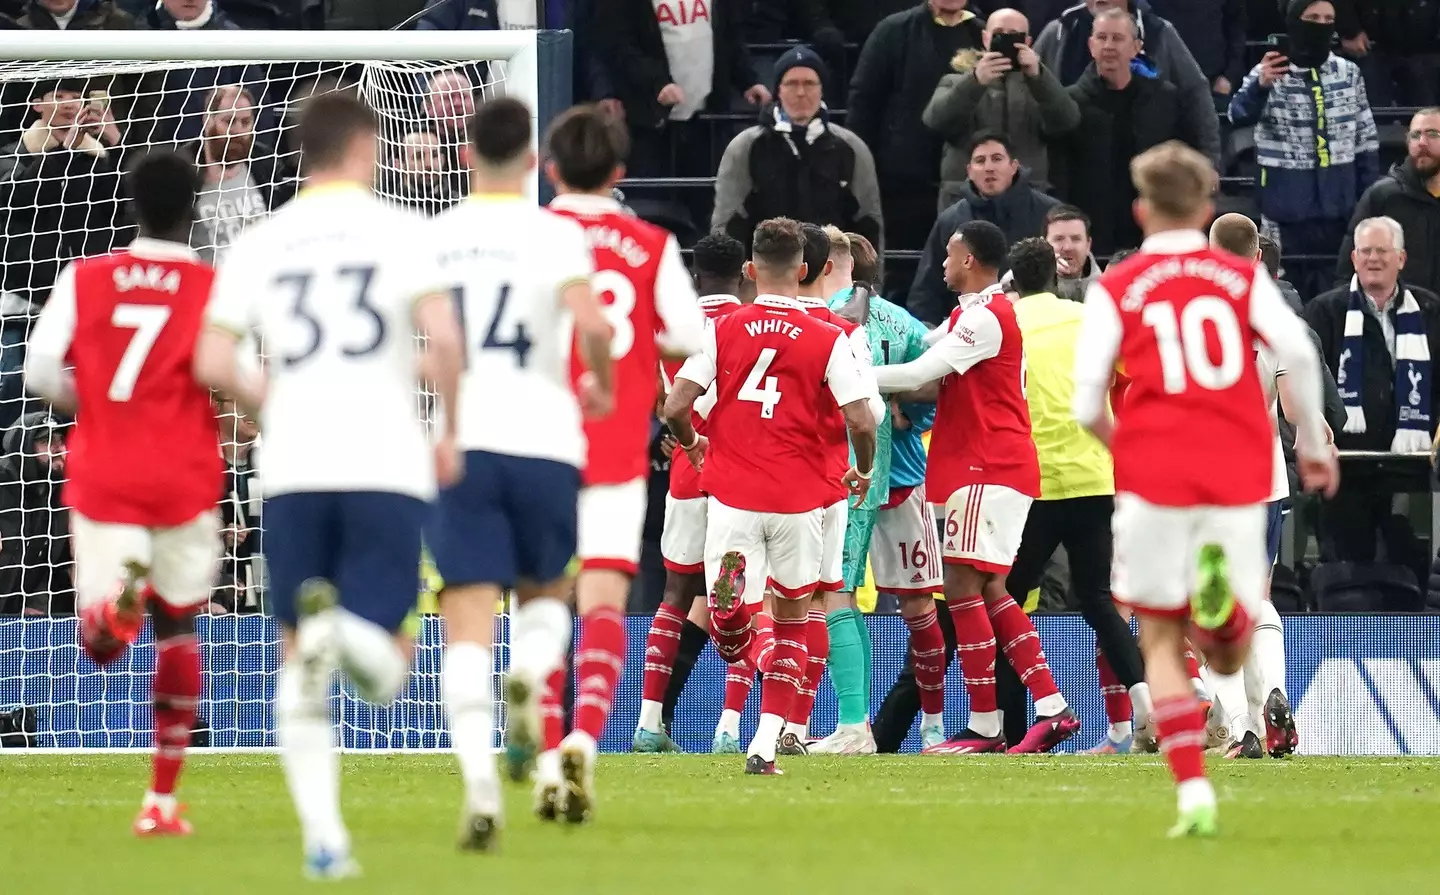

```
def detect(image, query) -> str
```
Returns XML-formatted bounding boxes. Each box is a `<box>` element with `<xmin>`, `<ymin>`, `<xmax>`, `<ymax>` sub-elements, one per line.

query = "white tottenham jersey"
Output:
<box><xmin>206</xmin><ymin>184</ymin><xmax>441</xmax><ymax>500</ymax></box>
<box><xmin>430</xmin><ymin>196</ymin><xmax>594</xmax><ymax>467</ymax></box>
<box><xmin>1257</xmin><ymin>347</ymin><xmax>1289</xmax><ymax>501</ymax></box>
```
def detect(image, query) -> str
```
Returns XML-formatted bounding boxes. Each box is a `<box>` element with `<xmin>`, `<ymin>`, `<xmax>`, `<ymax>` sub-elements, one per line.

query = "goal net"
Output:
<box><xmin>0</xmin><ymin>31</ymin><xmax>555</xmax><ymax>750</ymax></box>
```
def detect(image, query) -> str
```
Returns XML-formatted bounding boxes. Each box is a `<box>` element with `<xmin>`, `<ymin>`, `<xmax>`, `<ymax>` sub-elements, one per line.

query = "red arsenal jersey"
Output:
<box><xmin>667</xmin><ymin>295</ymin><xmax>740</xmax><ymax>500</ymax></box>
<box><xmin>551</xmin><ymin>194</ymin><xmax>705</xmax><ymax>486</ymax></box>
<box><xmin>37</xmin><ymin>240</ymin><xmax>223</xmax><ymax>526</ymax></box>
<box><xmin>1077</xmin><ymin>232</ymin><xmax>1274</xmax><ymax>506</ymax></box>
<box><xmin>801</xmin><ymin>300</ymin><xmax>865</xmax><ymax>504</ymax></box>
<box><xmin>926</xmin><ymin>292</ymin><xmax>1040</xmax><ymax>503</ymax></box>
<box><xmin>678</xmin><ymin>296</ymin><xmax>870</xmax><ymax>514</ymax></box>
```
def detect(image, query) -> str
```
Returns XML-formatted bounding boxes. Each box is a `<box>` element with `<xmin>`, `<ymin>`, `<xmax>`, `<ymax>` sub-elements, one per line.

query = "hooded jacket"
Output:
<box><xmin>1337</xmin><ymin>159</ymin><xmax>1440</xmax><ymax>298</ymax></box>
<box><xmin>0</xmin><ymin>411</ymin><xmax>73</xmax><ymax>616</ymax></box>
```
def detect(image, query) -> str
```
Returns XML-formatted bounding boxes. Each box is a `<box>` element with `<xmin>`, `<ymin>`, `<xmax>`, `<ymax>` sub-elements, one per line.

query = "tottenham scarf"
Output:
<box><xmin>1337</xmin><ymin>276</ymin><xmax>1432</xmax><ymax>453</ymax></box>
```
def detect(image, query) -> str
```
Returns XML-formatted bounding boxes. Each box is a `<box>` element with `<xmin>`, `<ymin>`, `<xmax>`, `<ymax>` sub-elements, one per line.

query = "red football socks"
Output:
<box><xmin>904</xmin><ymin>609</ymin><xmax>947</xmax><ymax>716</ymax></box>
<box><xmin>787</xmin><ymin>609</ymin><xmax>829</xmax><ymax>726</ymax></box>
<box><xmin>150</xmin><ymin>635</ymin><xmax>200</xmax><ymax>796</ymax></box>
<box><xmin>1154</xmin><ymin>695</ymin><xmax>1207</xmax><ymax>784</ymax></box>
<box><xmin>987</xmin><ymin>595</ymin><xmax>1060</xmax><ymax>700</ymax></box>
<box><xmin>709</xmin><ymin>598</ymin><xmax>755</xmax><ymax>664</ymax></box>
<box><xmin>79</xmin><ymin>603</ymin><xmax>125</xmax><ymax>667</ymax></box>
<box><xmin>1183</xmin><ymin>642</ymin><xmax>1202</xmax><ymax>681</ymax></box>
<box><xmin>1097</xmin><ymin>648</ymin><xmax>1132</xmax><ymax>725</ymax></box>
<box><xmin>750</xmin><ymin>612</ymin><xmax>776</xmax><ymax>673</ymax></box>
<box><xmin>757</xmin><ymin>615</ymin><xmax>808</xmax><ymax>720</ymax></box>
<box><xmin>572</xmin><ymin>607</ymin><xmax>626</xmax><ymax>741</ymax></box>
<box><xmin>641</xmin><ymin>603</ymin><xmax>685</xmax><ymax>703</ymax></box>
<box><xmin>1205</xmin><ymin>598</ymin><xmax>1253</xmax><ymax>646</ymax></box>
<box><xmin>945</xmin><ymin>595</ymin><xmax>998</xmax><ymax>713</ymax></box>
<box><xmin>724</xmin><ymin>655</ymin><xmax>756</xmax><ymax>714</ymax></box>
<box><xmin>541</xmin><ymin>667</ymin><xmax>565</xmax><ymax>750</ymax></box>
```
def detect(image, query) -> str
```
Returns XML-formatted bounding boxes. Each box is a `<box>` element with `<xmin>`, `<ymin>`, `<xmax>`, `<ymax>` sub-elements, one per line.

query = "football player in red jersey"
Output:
<box><xmin>24</xmin><ymin>151</ymin><xmax>223</xmax><ymax>837</ymax></box>
<box><xmin>874</xmin><ymin>220</ymin><xmax>1079</xmax><ymax>755</ymax></box>
<box><xmin>1072</xmin><ymin>142</ymin><xmax>1337</xmax><ymax>837</ymax></box>
<box><xmin>534</xmin><ymin>105</ymin><xmax>707</xmax><ymax>817</ymax></box>
<box><xmin>664</xmin><ymin>217</ymin><xmax>878</xmax><ymax>775</ymax></box>
<box><xmin>636</xmin><ymin>233</ymin><xmax>747</xmax><ymax>754</ymax></box>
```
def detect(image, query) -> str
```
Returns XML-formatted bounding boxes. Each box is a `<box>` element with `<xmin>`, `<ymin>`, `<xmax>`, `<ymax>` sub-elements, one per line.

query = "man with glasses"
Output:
<box><xmin>712</xmin><ymin>45</ymin><xmax>884</xmax><ymax>255</ymax></box>
<box><xmin>1339</xmin><ymin>109</ymin><xmax>1440</xmax><ymax>300</ymax></box>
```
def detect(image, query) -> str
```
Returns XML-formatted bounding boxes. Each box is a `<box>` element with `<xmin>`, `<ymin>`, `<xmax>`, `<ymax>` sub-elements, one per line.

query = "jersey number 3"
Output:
<box><xmin>109</xmin><ymin>303</ymin><xmax>171</xmax><ymax>402</ymax></box>
<box><xmin>739</xmin><ymin>348</ymin><xmax>783</xmax><ymax>419</ymax></box>
<box><xmin>1142</xmin><ymin>297</ymin><xmax>1244</xmax><ymax>394</ymax></box>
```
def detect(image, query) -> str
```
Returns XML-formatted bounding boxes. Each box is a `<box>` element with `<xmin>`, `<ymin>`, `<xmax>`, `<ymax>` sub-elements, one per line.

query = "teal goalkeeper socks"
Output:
<box><xmin>854</xmin><ymin>609</ymin><xmax>873</xmax><ymax>713</ymax></box>
<box><xmin>826</xmin><ymin>608</ymin><xmax>868</xmax><ymax>726</ymax></box>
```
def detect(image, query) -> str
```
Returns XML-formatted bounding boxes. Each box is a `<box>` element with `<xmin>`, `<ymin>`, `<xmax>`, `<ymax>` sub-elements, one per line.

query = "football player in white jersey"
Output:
<box><xmin>425</xmin><ymin>97</ymin><xmax>613</xmax><ymax>843</ymax></box>
<box><xmin>194</xmin><ymin>93</ymin><xmax>465</xmax><ymax>879</ymax></box>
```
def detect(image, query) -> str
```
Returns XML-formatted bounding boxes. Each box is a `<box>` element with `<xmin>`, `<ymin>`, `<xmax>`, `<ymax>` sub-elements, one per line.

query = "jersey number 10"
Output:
<box><xmin>1141</xmin><ymin>297</ymin><xmax>1244</xmax><ymax>394</ymax></box>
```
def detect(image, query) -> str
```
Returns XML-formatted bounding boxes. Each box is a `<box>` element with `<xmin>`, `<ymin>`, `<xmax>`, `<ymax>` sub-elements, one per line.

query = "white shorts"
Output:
<box><xmin>704</xmin><ymin>497</ymin><xmax>822</xmax><ymax>605</ymax></box>
<box><xmin>940</xmin><ymin>484</ymin><xmax>1032</xmax><ymax>574</ymax></box>
<box><xmin>578</xmin><ymin>479</ymin><xmax>647</xmax><ymax>574</ymax></box>
<box><xmin>819</xmin><ymin>500</ymin><xmax>848</xmax><ymax>592</ymax></box>
<box><xmin>1111</xmin><ymin>492</ymin><xmax>1268</xmax><ymax>618</ymax></box>
<box><xmin>873</xmin><ymin>484</ymin><xmax>942</xmax><ymax>594</ymax></box>
<box><xmin>73</xmin><ymin>510</ymin><xmax>221</xmax><ymax>611</ymax></box>
<box><xmin>661</xmin><ymin>494</ymin><xmax>706</xmax><ymax>575</ymax></box>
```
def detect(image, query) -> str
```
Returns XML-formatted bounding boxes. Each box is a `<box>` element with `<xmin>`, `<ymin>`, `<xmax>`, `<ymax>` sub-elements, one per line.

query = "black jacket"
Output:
<box><xmin>1146</xmin><ymin>0</ymin><xmax>1246</xmax><ymax>86</ymax></box>
<box><xmin>1303</xmin><ymin>282</ymin><xmax>1440</xmax><ymax>451</ymax></box>
<box><xmin>1336</xmin><ymin>0</ymin><xmax>1440</xmax><ymax>56</ymax></box>
<box><xmin>0</xmin><ymin>412</ymin><xmax>72</xmax><ymax>616</ymax></box>
<box><xmin>906</xmin><ymin>171</ymin><xmax>1059</xmax><ymax>324</ymax></box>
<box><xmin>711</xmin><ymin>107</ymin><xmax>884</xmax><ymax>254</ymax></box>
<box><xmin>846</xmin><ymin>3</ymin><xmax>985</xmax><ymax>192</ymax></box>
<box><xmin>1337</xmin><ymin>160</ymin><xmax>1440</xmax><ymax>298</ymax></box>
<box><xmin>1051</xmin><ymin>67</ymin><xmax>1199</xmax><ymax>254</ymax></box>
<box><xmin>592</xmin><ymin>0</ymin><xmax>757</xmax><ymax>128</ymax></box>
<box><xmin>19</xmin><ymin>0</ymin><xmax>133</xmax><ymax>28</ymax></box>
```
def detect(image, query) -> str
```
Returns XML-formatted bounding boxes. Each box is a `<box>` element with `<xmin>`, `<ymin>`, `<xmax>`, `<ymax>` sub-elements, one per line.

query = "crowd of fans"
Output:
<box><xmin>1</xmin><ymin>0</ymin><xmax>1440</xmax><ymax>615</ymax></box>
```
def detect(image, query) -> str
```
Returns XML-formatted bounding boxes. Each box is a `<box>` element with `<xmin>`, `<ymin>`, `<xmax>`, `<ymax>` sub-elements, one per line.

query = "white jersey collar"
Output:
<box><xmin>549</xmin><ymin>192</ymin><xmax>624</xmax><ymax>214</ymax></box>
<box><xmin>755</xmin><ymin>294</ymin><xmax>803</xmax><ymax>310</ymax></box>
<box><xmin>1139</xmin><ymin>229</ymin><xmax>1208</xmax><ymax>255</ymax></box>
<box><xmin>128</xmin><ymin>237</ymin><xmax>200</xmax><ymax>262</ymax></box>
<box><xmin>699</xmin><ymin>293</ymin><xmax>741</xmax><ymax>308</ymax></box>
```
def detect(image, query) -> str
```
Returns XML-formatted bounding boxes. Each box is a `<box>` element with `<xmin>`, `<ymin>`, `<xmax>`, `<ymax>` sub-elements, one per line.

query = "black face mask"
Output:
<box><xmin>1288</xmin><ymin>19</ymin><xmax>1335</xmax><ymax>68</ymax></box>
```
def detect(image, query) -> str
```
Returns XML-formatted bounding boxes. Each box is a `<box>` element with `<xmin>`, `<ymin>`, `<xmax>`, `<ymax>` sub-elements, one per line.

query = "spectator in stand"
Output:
<box><xmin>907</xmin><ymin>130</ymin><xmax>1059</xmax><ymax>323</ymax></box>
<box><xmin>1260</xmin><ymin>234</ymin><xmax>1307</xmax><ymax>313</ymax></box>
<box><xmin>213</xmin><ymin>399</ymin><xmax>258</xmax><ymax>615</ymax></box>
<box><xmin>1230</xmin><ymin>0</ymin><xmax>1378</xmax><ymax>303</ymax></box>
<box><xmin>1045</xmin><ymin>204</ymin><xmax>1098</xmax><ymax>301</ymax></box>
<box><xmin>0</xmin><ymin>78</ymin><xmax>131</xmax><ymax>305</ymax></box>
<box><xmin>1050</xmin><ymin>9</ymin><xmax>1204</xmax><ymax>254</ymax></box>
<box><xmin>1304</xmin><ymin>216</ymin><xmax>1440</xmax><ymax>574</ymax></box>
<box><xmin>1335</xmin><ymin>0</ymin><xmax>1440</xmax><ymax>108</ymax></box>
<box><xmin>186</xmin><ymin>85</ymin><xmax>297</xmax><ymax>265</ymax></box>
<box><xmin>136</xmin><ymin>0</ymin><xmax>237</xmax><ymax>29</ymax></box>
<box><xmin>1033</xmin><ymin>0</ymin><xmax>1220</xmax><ymax>164</ymax></box>
<box><xmin>383</xmin><ymin>130</ymin><xmax>464</xmax><ymax>216</ymax></box>
<box><xmin>415</xmin><ymin>0</ymin><xmax>498</xmax><ymax>30</ymax></box>
<box><xmin>592</xmin><ymin>0</ymin><xmax>769</xmax><ymax>178</ymax></box>
<box><xmin>1338</xmin><ymin>109</ymin><xmax>1440</xmax><ymax>299</ymax></box>
<box><xmin>712</xmin><ymin>46</ymin><xmax>883</xmax><ymax>254</ymax></box>
<box><xmin>0</xmin><ymin>411</ymin><xmax>73</xmax><ymax>617</ymax></box>
<box><xmin>743</xmin><ymin>0</ymin><xmax>848</xmax><ymax>90</ymax></box>
<box><xmin>18</xmin><ymin>0</ymin><xmax>132</xmax><ymax>28</ymax></box>
<box><xmin>848</xmin><ymin>0</ymin><xmax>985</xmax><ymax>250</ymax></box>
<box><xmin>923</xmin><ymin>7</ymin><xmax>1080</xmax><ymax>196</ymax></box>
<box><xmin>1147</xmin><ymin>0</ymin><xmax>1247</xmax><ymax>111</ymax></box>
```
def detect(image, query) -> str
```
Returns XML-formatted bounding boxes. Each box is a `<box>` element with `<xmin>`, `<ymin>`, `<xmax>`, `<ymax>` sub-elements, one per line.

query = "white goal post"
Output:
<box><xmin>0</xmin><ymin>30</ymin><xmax>566</xmax><ymax>752</ymax></box>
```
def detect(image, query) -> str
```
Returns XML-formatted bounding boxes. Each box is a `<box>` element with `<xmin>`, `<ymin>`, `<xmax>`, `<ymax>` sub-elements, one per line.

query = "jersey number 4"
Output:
<box><xmin>1142</xmin><ymin>297</ymin><xmax>1244</xmax><ymax>394</ymax></box>
<box><xmin>739</xmin><ymin>348</ymin><xmax>783</xmax><ymax>419</ymax></box>
<box><xmin>108</xmin><ymin>303</ymin><xmax>171</xmax><ymax>401</ymax></box>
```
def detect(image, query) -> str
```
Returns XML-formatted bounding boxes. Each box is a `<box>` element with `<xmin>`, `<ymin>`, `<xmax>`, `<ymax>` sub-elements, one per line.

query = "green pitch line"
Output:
<box><xmin>1</xmin><ymin>755</ymin><xmax>1437</xmax><ymax>894</ymax></box>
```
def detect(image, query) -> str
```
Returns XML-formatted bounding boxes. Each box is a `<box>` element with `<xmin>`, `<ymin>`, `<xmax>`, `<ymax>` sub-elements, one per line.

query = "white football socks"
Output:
<box><xmin>637</xmin><ymin>700</ymin><xmax>664</xmax><ymax>734</ymax></box>
<box><xmin>716</xmin><ymin>709</ymin><xmax>741</xmax><ymax>740</ymax></box>
<box><xmin>1177</xmin><ymin>777</ymin><xmax>1216</xmax><ymax>813</ymax></box>
<box><xmin>1253</xmin><ymin>600</ymin><xmax>1287</xmax><ymax>698</ymax></box>
<box><xmin>921</xmin><ymin>711</ymin><xmax>945</xmax><ymax>732</ymax></box>
<box><xmin>276</xmin><ymin>660</ymin><xmax>348</xmax><ymax>855</ymax></box>
<box><xmin>1109</xmin><ymin>721</ymin><xmax>1133</xmax><ymax>741</ymax></box>
<box><xmin>1130</xmin><ymin>682</ymin><xmax>1154</xmax><ymax>729</ymax></box>
<box><xmin>1034</xmin><ymin>693</ymin><xmax>1067</xmax><ymax>718</ymax></box>
<box><xmin>750</xmin><ymin>713</ymin><xmax>784</xmax><ymax>762</ymax></box>
<box><xmin>968</xmin><ymin>710</ymin><xmax>1001</xmax><ymax>738</ymax></box>
<box><xmin>443</xmin><ymin>642</ymin><xmax>500</xmax><ymax>816</ymax></box>
<box><xmin>510</xmin><ymin>597</ymin><xmax>573</xmax><ymax>687</ymax></box>
<box><xmin>1208</xmin><ymin>666</ymin><xmax>1253</xmax><ymax>739</ymax></box>
<box><xmin>783</xmin><ymin>721</ymin><xmax>808</xmax><ymax>740</ymax></box>
<box><xmin>330</xmin><ymin>609</ymin><xmax>407</xmax><ymax>704</ymax></box>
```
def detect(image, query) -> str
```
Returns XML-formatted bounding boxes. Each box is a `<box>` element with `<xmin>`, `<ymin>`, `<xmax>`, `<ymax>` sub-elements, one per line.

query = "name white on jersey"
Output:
<box><xmin>206</xmin><ymin>186</ymin><xmax>439</xmax><ymax>500</ymax></box>
<box><xmin>430</xmin><ymin>197</ymin><xmax>594</xmax><ymax>467</ymax></box>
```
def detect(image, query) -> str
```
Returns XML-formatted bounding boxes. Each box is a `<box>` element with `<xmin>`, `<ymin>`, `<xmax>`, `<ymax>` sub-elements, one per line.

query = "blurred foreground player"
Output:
<box><xmin>25</xmin><ymin>151</ymin><xmax>222</xmax><ymax>838</ymax></box>
<box><xmin>195</xmin><ymin>94</ymin><xmax>465</xmax><ymax>875</ymax></box>
<box><xmin>425</xmin><ymin>98</ymin><xmax>613</xmax><ymax>833</ymax></box>
<box><xmin>664</xmin><ymin>217</ymin><xmax>877</xmax><ymax>775</ymax></box>
<box><xmin>541</xmin><ymin>104</ymin><xmax>706</xmax><ymax>797</ymax></box>
<box><xmin>1072</xmin><ymin>142</ymin><xmax>1336</xmax><ymax>837</ymax></box>
<box><xmin>637</xmin><ymin>232</ymin><xmax>747</xmax><ymax>753</ymax></box>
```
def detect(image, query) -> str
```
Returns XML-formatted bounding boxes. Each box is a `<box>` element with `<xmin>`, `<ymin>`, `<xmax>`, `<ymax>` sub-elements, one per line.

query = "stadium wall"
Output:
<box><xmin>2</xmin><ymin>615</ymin><xmax>1438</xmax><ymax>755</ymax></box>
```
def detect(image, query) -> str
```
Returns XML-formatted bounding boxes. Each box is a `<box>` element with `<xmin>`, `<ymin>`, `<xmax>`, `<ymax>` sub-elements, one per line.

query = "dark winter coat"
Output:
<box><xmin>906</xmin><ymin>170</ymin><xmax>1059</xmax><ymax>324</ymax></box>
<box><xmin>18</xmin><ymin>0</ymin><xmax>133</xmax><ymax>28</ymax></box>
<box><xmin>1303</xmin><ymin>281</ymin><xmax>1440</xmax><ymax>451</ymax></box>
<box><xmin>415</xmin><ymin>0</ymin><xmax>497</xmax><ymax>29</ymax></box>
<box><xmin>711</xmin><ymin>107</ymin><xmax>884</xmax><ymax>254</ymax></box>
<box><xmin>1147</xmin><ymin>0</ymin><xmax>1247</xmax><ymax>86</ymax></box>
<box><xmin>0</xmin><ymin>412</ymin><xmax>72</xmax><ymax>616</ymax></box>
<box><xmin>1050</xmin><ymin>66</ymin><xmax>1200</xmax><ymax>254</ymax></box>
<box><xmin>1336</xmin><ymin>0</ymin><xmax>1440</xmax><ymax>57</ymax></box>
<box><xmin>847</xmin><ymin>3</ymin><xmax>986</xmax><ymax>193</ymax></box>
<box><xmin>923</xmin><ymin>57</ymin><xmax>1080</xmax><ymax>200</ymax></box>
<box><xmin>591</xmin><ymin>0</ymin><xmax>758</xmax><ymax>128</ymax></box>
<box><xmin>1337</xmin><ymin>160</ymin><xmax>1440</xmax><ymax>298</ymax></box>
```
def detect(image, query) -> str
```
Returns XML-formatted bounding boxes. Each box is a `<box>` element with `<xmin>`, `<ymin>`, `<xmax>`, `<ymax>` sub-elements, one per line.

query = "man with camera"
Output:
<box><xmin>923</xmin><ymin>7</ymin><xmax>1080</xmax><ymax>199</ymax></box>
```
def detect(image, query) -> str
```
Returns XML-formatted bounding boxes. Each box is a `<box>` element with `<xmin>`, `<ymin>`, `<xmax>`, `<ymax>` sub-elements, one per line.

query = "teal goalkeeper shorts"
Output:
<box><xmin>840</xmin><ymin>507</ymin><xmax>878</xmax><ymax>592</ymax></box>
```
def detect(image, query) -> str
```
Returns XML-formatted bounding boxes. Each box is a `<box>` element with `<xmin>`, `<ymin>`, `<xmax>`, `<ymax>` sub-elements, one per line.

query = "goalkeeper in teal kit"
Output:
<box><xmin>807</xmin><ymin>229</ymin><xmax>944</xmax><ymax>755</ymax></box>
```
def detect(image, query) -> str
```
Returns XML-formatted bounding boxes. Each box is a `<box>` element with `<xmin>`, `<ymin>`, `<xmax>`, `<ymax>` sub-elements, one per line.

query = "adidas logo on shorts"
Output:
<box><xmin>911</xmin><ymin>572</ymin><xmax>924</xmax><ymax>583</ymax></box>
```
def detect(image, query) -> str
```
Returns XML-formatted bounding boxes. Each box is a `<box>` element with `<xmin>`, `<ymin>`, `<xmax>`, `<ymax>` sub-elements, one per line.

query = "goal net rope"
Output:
<box><xmin>0</xmin><ymin>31</ymin><xmax>543</xmax><ymax>750</ymax></box>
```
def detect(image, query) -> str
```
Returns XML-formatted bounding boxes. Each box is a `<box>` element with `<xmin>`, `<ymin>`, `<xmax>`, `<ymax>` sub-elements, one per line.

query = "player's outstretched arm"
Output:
<box><xmin>663</xmin><ymin>325</ymin><xmax>719</xmax><ymax>470</ymax></box>
<box><xmin>23</xmin><ymin>263</ymin><xmax>79</xmax><ymax>415</ymax></box>
<box><xmin>1071</xmin><ymin>281</ymin><xmax>1125</xmax><ymax>446</ymax></box>
<box><xmin>873</xmin><ymin>303</ymin><xmax>1002</xmax><ymax>395</ymax></box>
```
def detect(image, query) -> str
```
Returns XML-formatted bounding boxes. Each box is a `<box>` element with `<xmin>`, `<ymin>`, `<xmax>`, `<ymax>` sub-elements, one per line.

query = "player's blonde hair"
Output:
<box><xmin>823</xmin><ymin>225</ymin><xmax>851</xmax><ymax>258</ymax></box>
<box><xmin>1130</xmin><ymin>141</ymin><xmax>1218</xmax><ymax>222</ymax></box>
<box><xmin>1208</xmin><ymin>212</ymin><xmax>1259</xmax><ymax>259</ymax></box>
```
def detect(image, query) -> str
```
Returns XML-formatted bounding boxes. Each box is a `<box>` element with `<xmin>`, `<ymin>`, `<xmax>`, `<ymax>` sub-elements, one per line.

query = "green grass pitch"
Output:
<box><xmin>2</xmin><ymin>754</ymin><xmax>1438</xmax><ymax>894</ymax></box>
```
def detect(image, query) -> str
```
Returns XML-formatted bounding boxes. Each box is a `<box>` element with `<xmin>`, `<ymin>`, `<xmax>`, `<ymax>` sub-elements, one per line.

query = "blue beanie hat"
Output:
<box><xmin>772</xmin><ymin>45</ymin><xmax>829</xmax><ymax>93</ymax></box>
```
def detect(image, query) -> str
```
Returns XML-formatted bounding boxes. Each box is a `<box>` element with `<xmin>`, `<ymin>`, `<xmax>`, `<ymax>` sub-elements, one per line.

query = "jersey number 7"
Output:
<box><xmin>108</xmin><ymin>303</ymin><xmax>171</xmax><ymax>402</ymax></box>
